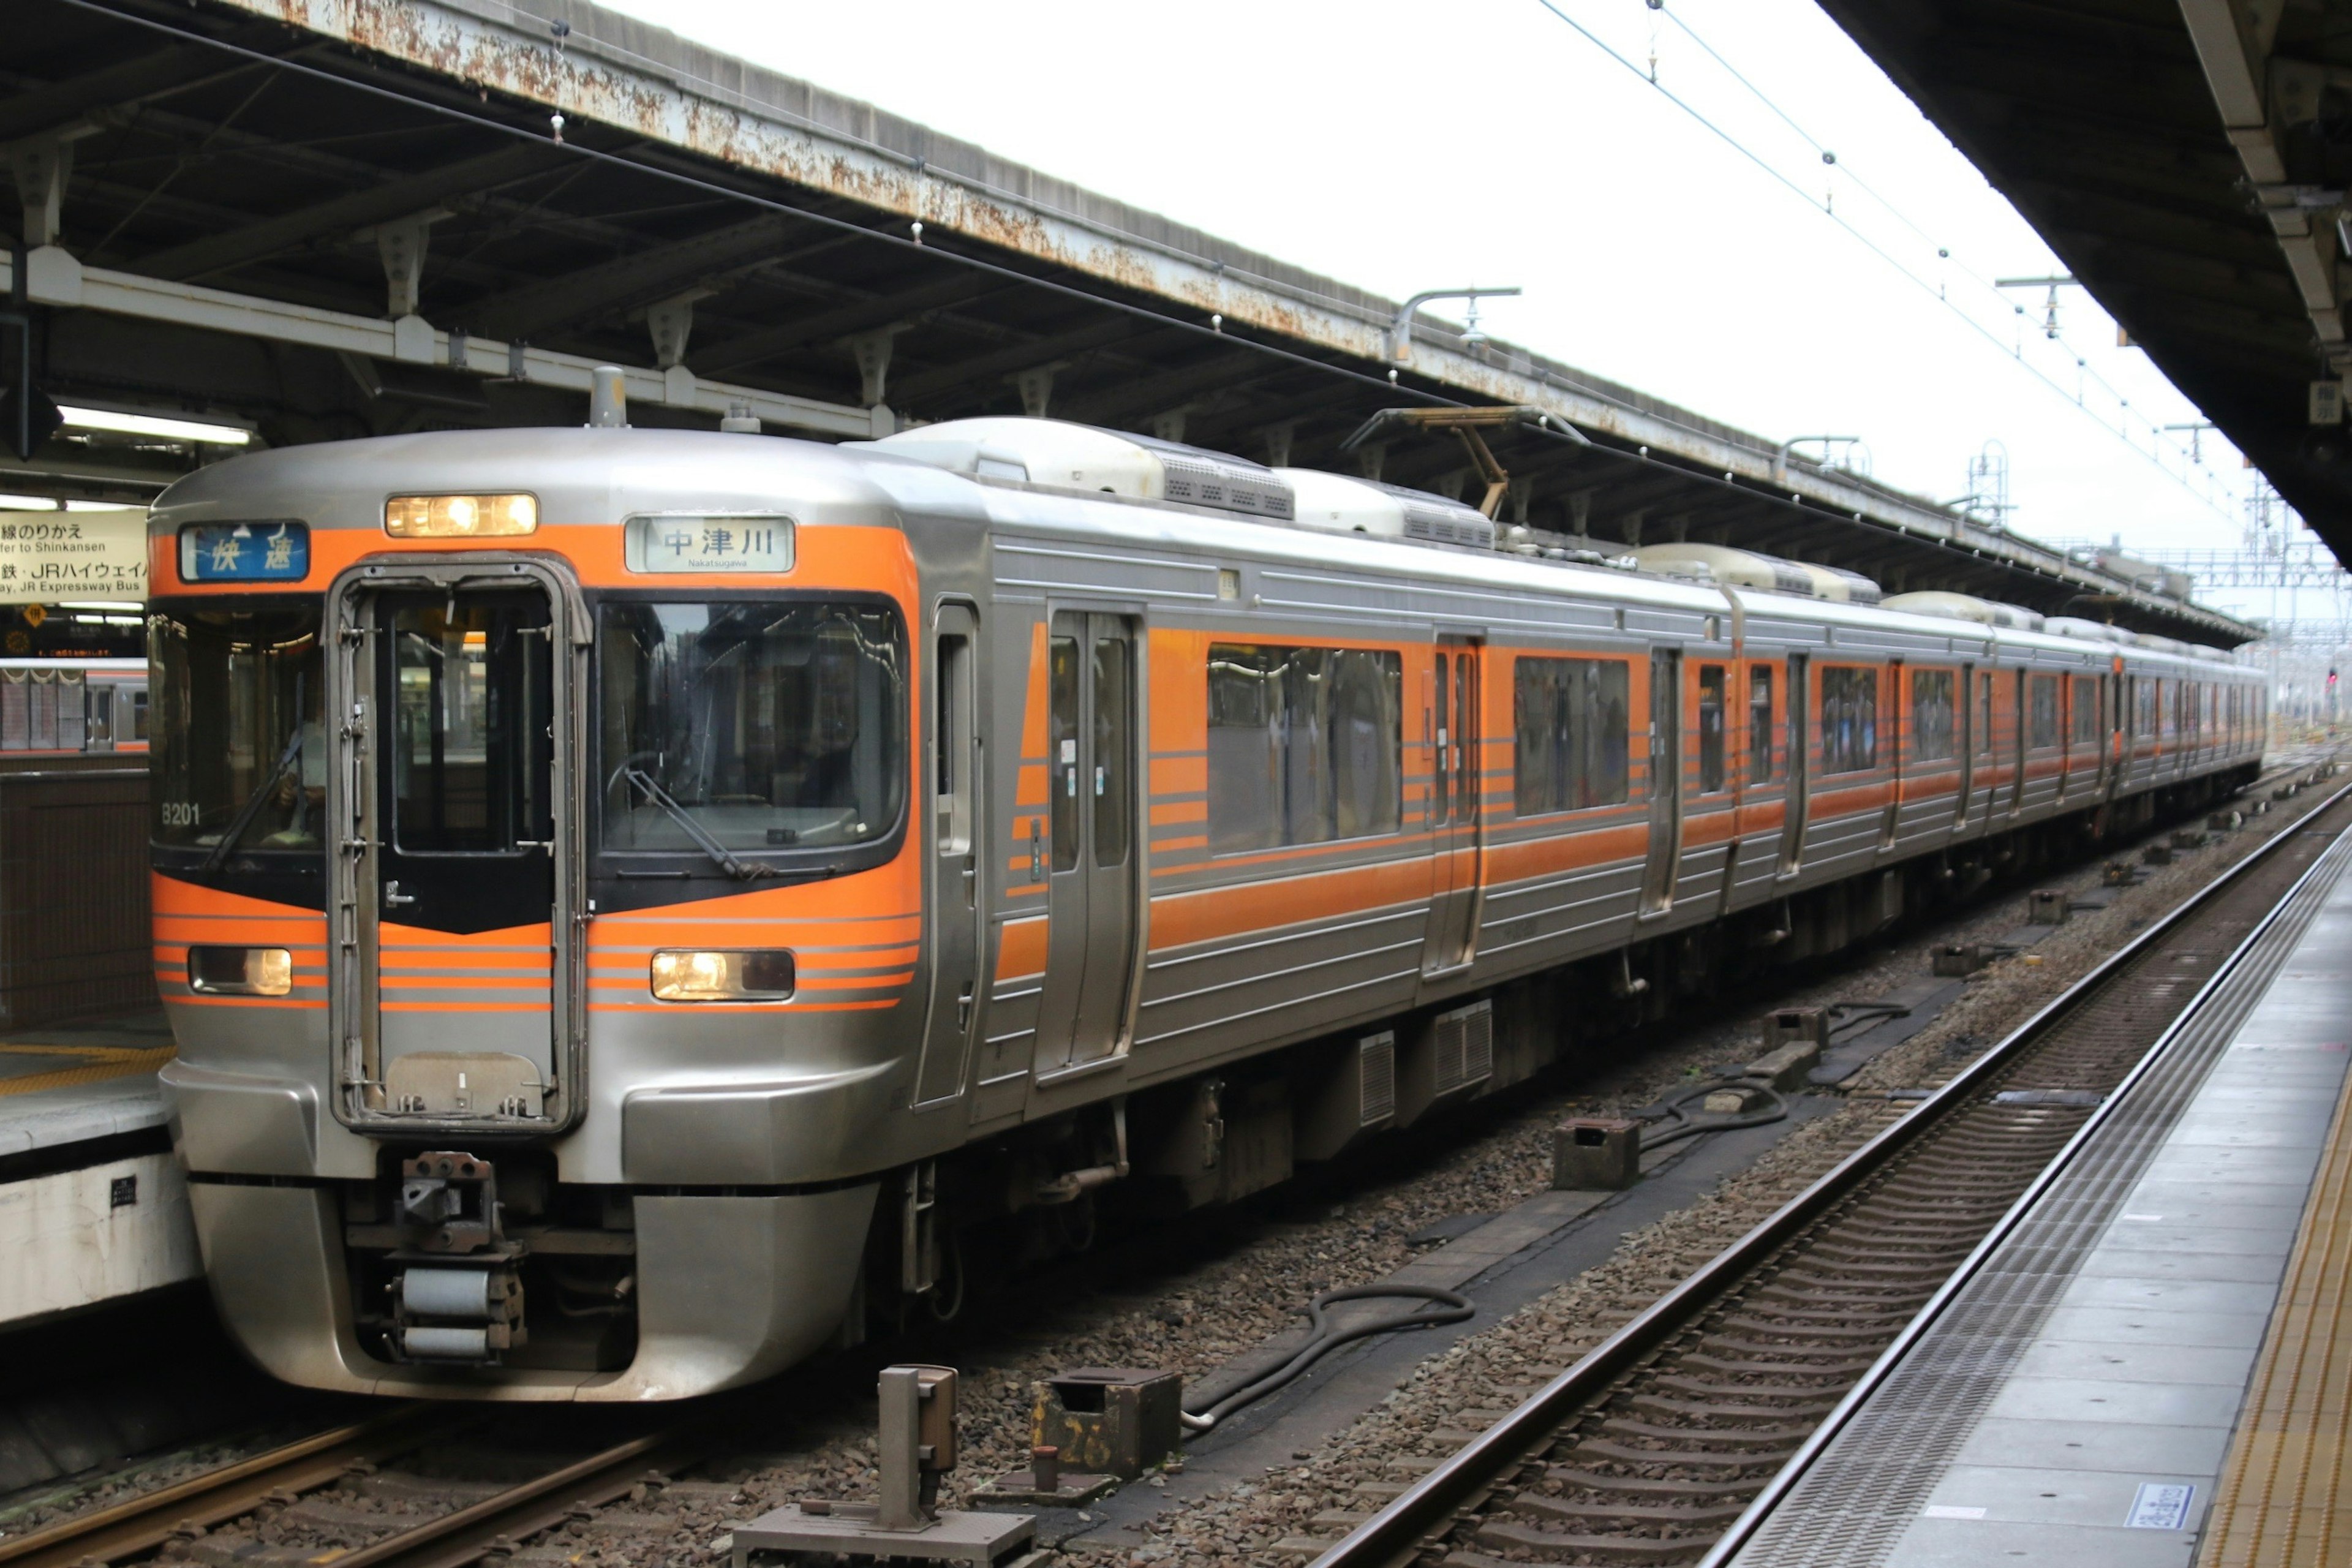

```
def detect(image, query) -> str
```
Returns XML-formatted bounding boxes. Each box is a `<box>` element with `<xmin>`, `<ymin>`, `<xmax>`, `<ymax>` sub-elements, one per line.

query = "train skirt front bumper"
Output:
<box><xmin>187</xmin><ymin>1180</ymin><xmax>877</xmax><ymax>1400</ymax></box>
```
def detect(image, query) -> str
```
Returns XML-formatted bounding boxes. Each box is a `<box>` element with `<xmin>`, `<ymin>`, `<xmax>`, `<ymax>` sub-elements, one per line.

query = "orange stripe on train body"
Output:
<box><xmin>1147</xmin><ymin>856</ymin><xmax>1433</xmax><ymax>954</ymax></box>
<box><xmin>994</xmin><ymin>916</ymin><xmax>1047</xmax><ymax>984</ymax></box>
<box><xmin>1480</xmin><ymin>821</ymin><xmax>1648</xmax><ymax>888</ymax></box>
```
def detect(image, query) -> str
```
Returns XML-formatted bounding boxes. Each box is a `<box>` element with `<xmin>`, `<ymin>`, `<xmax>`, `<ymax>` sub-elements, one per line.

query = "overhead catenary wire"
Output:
<box><xmin>1534</xmin><ymin>0</ymin><xmax>2237</xmax><ymax>521</ymax></box>
<box><xmin>1657</xmin><ymin>4</ymin><xmax>2230</xmax><ymax>497</ymax></box>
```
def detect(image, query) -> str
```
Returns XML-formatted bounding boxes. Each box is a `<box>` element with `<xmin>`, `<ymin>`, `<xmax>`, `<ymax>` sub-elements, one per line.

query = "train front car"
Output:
<box><xmin>152</xmin><ymin>428</ymin><xmax>961</xmax><ymax>1399</ymax></box>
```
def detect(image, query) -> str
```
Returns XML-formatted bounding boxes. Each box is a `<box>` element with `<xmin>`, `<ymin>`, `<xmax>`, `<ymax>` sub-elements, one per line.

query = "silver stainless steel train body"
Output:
<box><xmin>149</xmin><ymin>420</ymin><xmax>2264</xmax><ymax>1399</ymax></box>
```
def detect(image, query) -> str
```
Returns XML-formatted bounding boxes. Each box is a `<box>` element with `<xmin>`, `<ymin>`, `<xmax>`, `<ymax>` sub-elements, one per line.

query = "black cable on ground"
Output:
<box><xmin>1179</xmin><ymin>1285</ymin><xmax>1474</xmax><ymax>1434</ymax></box>
<box><xmin>1637</xmin><ymin>1077</ymin><xmax>1790</xmax><ymax>1152</ymax></box>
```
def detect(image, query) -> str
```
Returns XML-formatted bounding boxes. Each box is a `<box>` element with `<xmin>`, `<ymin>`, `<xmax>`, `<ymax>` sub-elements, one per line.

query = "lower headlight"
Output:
<box><xmin>649</xmin><ymin>949</ymin><xmax>796</xmax><ymax>1001</ymax></box>
<box><xmin>187</xmin><ymin>946</ymin><xmax>293</xmax><ymax>997</ymax></box>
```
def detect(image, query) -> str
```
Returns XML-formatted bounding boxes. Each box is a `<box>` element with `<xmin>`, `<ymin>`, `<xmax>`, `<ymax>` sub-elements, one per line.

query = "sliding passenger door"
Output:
<box><xmin>1642</xmin><ymin>648</ymin><xmax>1683</xmax><ymax>914</ymax></box>
<box><xmin>1423</xmin><ymin>637</ymin><xmax>1483</xmax><ymax>974</ymax></box>
<box><xmin>1777</xmin><ymin>652</ymin><xmax>1808</xmax><ymax>874</ymax></box>
<box><xmin>914</xmin><ymin>603</ymin><xmax>982</xmax><ymax>1106</ymax></box>
<box><xmin>1032</xmin><ymin>611</ymin><xmax>1142</xmax><ymax>1077</ymax></box>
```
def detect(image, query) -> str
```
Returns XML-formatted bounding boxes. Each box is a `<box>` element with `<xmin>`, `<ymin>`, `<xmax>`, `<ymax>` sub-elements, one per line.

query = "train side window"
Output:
<box><xmin>2029</xmin><ymin>674</ymin><xmax>2060</xmax><ymax>750</ymax></box>
<box><xmin>1748</xmin><ymin>665</ymin><xmax>1773</xmax><ymax>785</ymax></box>
<box><xmin>936</xmin><ymin>631</ymin><xmax>972</xmax><ymax>856</ymax></box>
<box><xmin>2071</xmin><ymin>675</ymin><xmax>2098</xmax><ymax>745</ymax></box>
<box><xmin>1819</xmin><ymin>666</ymin><xmax>1877</xmax><ymax>774</ymax></box>
<box><xmin>1049</xmin><ymin>635</ymin><xmax>1080</xmax><ymax>872</ymax></box>
<box><xmin>1207</xmin><ymin>643</ymin><xmax>1403</xmax><ymax>854</ymax></box>
<box><xmin>1697</xmin><ymin>665</ymin><xmax>1727</xmax><ymax>793</ymax></box>
<box><xmin>1910</xmin><ymin>669</ymin><xmax>1955</xmax><ymax>761</ymax></box>
<box><xmin>1512</xmin><ymin>656</ymin><xmax>1629</xmax><ymax>815</ymax></box>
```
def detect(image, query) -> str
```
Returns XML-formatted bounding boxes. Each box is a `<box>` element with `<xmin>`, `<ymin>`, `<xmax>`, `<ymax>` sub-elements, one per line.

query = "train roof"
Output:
<box><xmin>149</xmin><ymin>426</ymin><xmax>2252</xmax><ymax>672</ymax></box>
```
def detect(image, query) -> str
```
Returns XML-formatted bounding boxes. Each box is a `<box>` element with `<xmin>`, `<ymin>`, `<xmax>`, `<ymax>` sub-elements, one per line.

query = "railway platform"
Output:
<box><xmin>0</xmin><ymin>1009</ymin><xmax>198</xmax><ymax>1329</ymax></box>
<box><xmin>1719</xmin><ymin>816</ymin><xmax>2352</xmax><ymax>1567</ymax></box>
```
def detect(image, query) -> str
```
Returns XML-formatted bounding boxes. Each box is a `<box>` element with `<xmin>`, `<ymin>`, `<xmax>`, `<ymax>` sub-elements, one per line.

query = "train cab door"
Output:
<box><xmin>1422</xmin><ymin>636</ymin><xmax>1483</xmax><ymax>975</ymax></box>
<box><xmin>1641</xmin><ymin>648</ymin><xmax>1684</xmax><ymax>914</ymax></box>
<box><xmin>1775</xmin><ymin>653</ymin><xmax>1807</xmax><ymax>876</ymax></box>
<box><xmin>1031</xmin><ymin>610</ymin><xmax>1141</xmax><ymax>1078</ymax></box>
<box><xmin>913</xmin><ymin>603</ymin><xmax>982</xmax><ymax>1106</ymax></box>
<box><xmin>329</xmin><ymin>562</ymin><xmax>581</xmax><ymax>1133</ymax></box>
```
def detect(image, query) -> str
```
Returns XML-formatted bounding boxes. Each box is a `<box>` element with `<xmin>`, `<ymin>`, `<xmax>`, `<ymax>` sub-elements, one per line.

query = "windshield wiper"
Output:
<box><xmin>621</xmin><ymin>766</ymin><xmax>778</xmax><ymax>880</ymax></box>
<box><xmin>201</xmin><ymin>674</ymin><xmax>306</xmax><ymax>874</ymax></box>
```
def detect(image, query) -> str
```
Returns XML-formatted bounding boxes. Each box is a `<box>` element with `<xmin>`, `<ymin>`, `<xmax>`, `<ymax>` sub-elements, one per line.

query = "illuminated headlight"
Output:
<box><xmin>650</xmin><ymin>949</ymin><xmax>796</xmax><ymax>1002</ymax></box>
<box><xmin>187</xmin><ymin>946</ymin><xmax>293</xmax><ymax>997</ymax></box>
<box><xmin>384</xmin><ymin>492</ymin><xmax>538</xmax><ymax>537</ymax></box>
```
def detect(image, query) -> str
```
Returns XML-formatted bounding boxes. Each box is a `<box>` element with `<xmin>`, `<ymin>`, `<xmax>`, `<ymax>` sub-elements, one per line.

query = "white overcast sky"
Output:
<box><xmin>603</xmin><ymin>0</ymin><xmax>2337</xmax><ymax>628</ymax></box>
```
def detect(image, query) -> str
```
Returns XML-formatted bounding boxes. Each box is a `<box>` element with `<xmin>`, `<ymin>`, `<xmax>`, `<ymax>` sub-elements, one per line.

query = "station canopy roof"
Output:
<box><xmin>1817</xmin><ymin>0</ymin><xmax>2352</xmax><ymax>582</ymax></box>
<box><xmin>3</xmin><ymin>0</ymin><xmax>2256</xmax><ymax>644</ymax></box>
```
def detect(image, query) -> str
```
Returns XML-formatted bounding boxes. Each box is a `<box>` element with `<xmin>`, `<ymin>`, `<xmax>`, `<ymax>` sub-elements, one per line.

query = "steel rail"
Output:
<box><xmin>323</xmin><ymin>1430</ymin><xmax>701</xmax><ymax>1568</ymax></box>
<box><xmin>0</xmin><ymin>1409</ymin><xmax>698</xmax><ymax>1568</ymax></box>
<box><xmin>1307</xmin><ymin>770</ymin><xmax>2352</xmax><ymax>1568</ymax></box>
<box><xmin>0</xmin><ymin>1404</ymin><xmax>448</xmax><ymax>1568</ymax></box>
<box><xmin>1693</xmin><ymin>777</ymin><xmax>2352</xmax><ymax>1568</ymax></box>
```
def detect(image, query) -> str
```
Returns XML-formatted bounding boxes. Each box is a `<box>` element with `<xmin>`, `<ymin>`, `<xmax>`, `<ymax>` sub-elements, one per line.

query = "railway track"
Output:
<box><xmin>5</xmin><ymin>758</ymin><xmax>2335</xmax><ymax>1568</ymax></box>
<box><xmin>1307</xmin><ymin>764</ymin><xmax>2352</xmax><ymax>1568</ymax></box>
<box><xmin>0</xmin><ymin>1408</ymin><xmax>701</xmax><ymax>1568</ymax></box>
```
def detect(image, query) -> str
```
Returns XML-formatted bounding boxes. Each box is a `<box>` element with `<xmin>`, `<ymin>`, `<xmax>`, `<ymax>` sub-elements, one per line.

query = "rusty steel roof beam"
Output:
<box><xmin>135</xmin><ymin>141</ymin><xmax>560</xmax><ymax>281</ymax></box>
<box><xmin>691</xmin><ymin>273</ymin><xmax>1007</xmax><ymax>378</ymax></box>
<box><xmin>0</xmin><ymin>34</ymin><xmax>284</xmax><ymax>144</ymax></box>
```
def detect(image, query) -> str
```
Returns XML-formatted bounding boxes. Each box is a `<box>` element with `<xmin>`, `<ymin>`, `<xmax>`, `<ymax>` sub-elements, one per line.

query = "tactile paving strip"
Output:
<box><xmin>2199</xmin><ymin>1031</ymin><xmax>2352</xmax><ymax>1566</ymax></box>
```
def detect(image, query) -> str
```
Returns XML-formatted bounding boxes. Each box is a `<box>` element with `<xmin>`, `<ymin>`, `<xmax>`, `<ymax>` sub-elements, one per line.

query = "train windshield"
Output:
<box><xmin>149</xmin><ymin>602</ymin><xmax>328</xmax><ymax>861</ymax></box>
<box><xmin>597</xmin><ymin>599</ymin><xmax>906</xmax><ymax>862</ymax></box>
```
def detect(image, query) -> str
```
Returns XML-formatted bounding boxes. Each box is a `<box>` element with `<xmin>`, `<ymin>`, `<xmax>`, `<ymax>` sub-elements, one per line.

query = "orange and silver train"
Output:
<box><xmin>149</xmin><ymin>414</ymin><xmax>2263</xmax><ymax>1400</ymax></box>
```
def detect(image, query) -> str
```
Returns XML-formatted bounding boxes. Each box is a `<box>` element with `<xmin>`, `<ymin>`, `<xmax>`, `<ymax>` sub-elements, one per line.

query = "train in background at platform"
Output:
<box><xmin>143</xmin><ymin>413</ymin><xmax>2262</xmax><ymax>1401</ymax></box>
<box><xmin>0</xmin><ymin>658</ymin><xmax>149</xmax><ymax>756</ymax></box>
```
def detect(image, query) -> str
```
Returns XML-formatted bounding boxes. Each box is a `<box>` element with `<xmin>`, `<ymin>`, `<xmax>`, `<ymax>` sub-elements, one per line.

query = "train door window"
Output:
<box><xmin>388</xmin><ymin>597</ymin><xmax>552</xmax><ymax>853</ymax></box>
<box><xmin>1748</xmin><ymin>665</ymin><xmax>1773</xmax><ymax>784</ymax></box>
<box><xmin>86</xmin><ymin>684</ymin><xmax>113</xmax><ymax>751</ymax></box>
<box><xmin>1697</xmin><ymin>665</ymin><xmax>1727</xmax><ymax>793</ymax></box>
<box><xmin>1433</xmin><ymin>651</ymin><xmax>1451</xmax><ymax>827</ymax></box>
<box><xmin>1049</xmin><ymin>635</ymin><xmax>1081</xmax><ymax>872</ymax></box>
<box><xmin>128</xmin><ymin>684</ymin><xmax>148</xmax><ymax>742</ymax></box>
<box><xmin>2071</xmin><ymin>676</ymin><xmax>2098</xmax><ymax>745</ymax></box>
<box><xmin>1978</xmin><ymin>673</ymin><xmax>1994</xmax><ymax>758</ymax></box>
<box><xmin>1819</xmin><ymin>666</ymin><xmax>1878</xmax><ymax>774</ymax></box>
<box><xmin>1453</xmin><ymin>653</ymin><xmax>1476</xmax><ymax>823</ymax></box>
<box><xmin>1091</xmin><ymin>636</ymin><xmax>1131</xmax><ymax>867</ymax></box>
<box><xmin>936</xmin><ymin>628</ymin><xmax>973</xmax><ymax>856</ymax></box>
<box><xmin>1910</xmin><ymin>669</ymin><xmax>1955</xmax><ymax>762</ymax></box>
<box><xmin>2029</xmin><ymin>675</ymin><xmax>2060</xmax><ymax>750</ymax></box>
<box><xmin>2136</xmin><ymin>678</ymin><xmax>2160</xmax><ymax>739</ymax></box>
<box><xmin>1956</xmin><ymin>663</ymin><xmax>1977</xmax><ymax>824</ymax></box>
